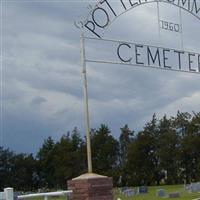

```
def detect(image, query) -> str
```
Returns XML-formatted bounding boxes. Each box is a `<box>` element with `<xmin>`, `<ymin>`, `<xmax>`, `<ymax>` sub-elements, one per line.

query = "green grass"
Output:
<box><xmin>114</xmin><ymin>185</ymin><xmax>200</xmax><ymax>200</ymax></box>
<box><xmin>21</xmin><ymin>185</ymin><xmax>200</xmax><ymax>200</ymax></box>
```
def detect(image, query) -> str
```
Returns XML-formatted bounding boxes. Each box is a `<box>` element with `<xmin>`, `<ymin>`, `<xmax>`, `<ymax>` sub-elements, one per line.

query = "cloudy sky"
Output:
<box><xmin>1</xmin><ymin>0</ymin><xmax>200</xmax><ymax>154</ymax></box>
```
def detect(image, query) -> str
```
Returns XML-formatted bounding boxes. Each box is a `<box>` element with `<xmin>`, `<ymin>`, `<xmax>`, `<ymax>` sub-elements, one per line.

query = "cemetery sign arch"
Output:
<box><xmin>76</xmin><ymin>0</ymin><xmax>200</xmax><ymax>174</ymax></box>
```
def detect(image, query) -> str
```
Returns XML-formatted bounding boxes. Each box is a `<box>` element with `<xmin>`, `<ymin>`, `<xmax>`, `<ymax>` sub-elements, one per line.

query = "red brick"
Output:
<box><xmin>67</xmin><ymin>175</ymin><xmax>113</xmax><ymax>200</ymax></box>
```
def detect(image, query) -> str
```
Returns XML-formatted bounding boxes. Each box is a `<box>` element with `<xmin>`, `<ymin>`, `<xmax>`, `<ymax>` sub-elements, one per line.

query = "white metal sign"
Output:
<box><xmin>75</xmin><ymin>0</ymin><xmax>200</xmax><ymax>173</ymax></box>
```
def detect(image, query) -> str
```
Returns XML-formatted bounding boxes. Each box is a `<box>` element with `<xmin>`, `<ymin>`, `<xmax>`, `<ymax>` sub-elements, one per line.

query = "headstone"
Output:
<box><xmin>67</xmin><ymin>173</ymin><xmax>113</xmax><ymax>200</ymax></box>
<box><xmin>120</xmin><ymin>187</ymin><xmax>128</xmax><ymax>193</ymax></box>
<box><xmin>169</xmin><ymin>192</ymin><xmax>180</xmax><ymax>198</ymax></box>
<box><xmin>4</xmin><ymin>188</ymin><xmax>13</xmax><ymax>200</ymax></box>
<box><xmin>135</xmin><ymin>188</ymin><xmax>139</xmax><ymax>195</ymax></box>
<box><xmin>13</xmin><ymin>194</ymin><xmax>18</xmax><ymax>200</ymax></box>
<box><xmin>123</xmin><ymin>189</ymin><xmax>135</xmax><ymax>197</ymax></box>
<box><xmin>191</xmin><ymin>182</ymin><xmax>200</xmax><ymax>192</ymax></box>
<box><xmin>0</xmin><ymin>192</ymin><xmax>5</xmax><ymax>200</ymax></box>
<box><xmin>156</xmin><ymin>189</ymin><xmax>166</xmax><ymax>197</ymax></box>
<box><xmin>14</xmin><ymin>192</ymin><xmax>22</xmax><ymax>200</ymax></box>
<box><xmin>184</xmin><ymin>184</ymin><xmax>191</xmax><ymax>191</ymax></box>
<box><xmin>139</xmin><ymin>186</ymin><xmax>148</xmax><ymax>194</ymax></box>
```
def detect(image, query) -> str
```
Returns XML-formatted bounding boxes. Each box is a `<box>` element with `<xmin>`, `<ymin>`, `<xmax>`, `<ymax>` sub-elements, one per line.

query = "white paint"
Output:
<box><xmin>0</xmin><ymin>188</ymin><xmax>13</xmax><ymax>200</ymax></box>
<box><xmin>18</xmin><ymin>190</ymin><xmax>72</xmax><ymax>200</ymax></box>
<box><xmin>0</xmin><ymin>192</ymin><xmax>5</xmax><ymax>200</ymax></box>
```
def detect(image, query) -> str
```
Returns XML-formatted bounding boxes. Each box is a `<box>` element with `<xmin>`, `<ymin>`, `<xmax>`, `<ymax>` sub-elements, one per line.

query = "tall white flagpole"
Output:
<box><xmin>80</xmin><ymin>30</ymin><xmax>93</xmax><ymax>173</ymax></box>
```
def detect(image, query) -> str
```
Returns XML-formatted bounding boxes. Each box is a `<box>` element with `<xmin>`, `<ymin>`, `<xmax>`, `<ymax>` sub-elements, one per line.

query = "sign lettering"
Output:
<box><xmin>117</xmin><ymin>42</ymin><xmax>200</xmax><ymax>72</ymax></box>
<box><xmin>160</xmin><ymin>20</ymin><xmax>182</xmax><ymax>32</ymax></box>
<box><xmin>83</xmin><ymin>0</ymin><xmax>200</xmax><ymax>38</ymax></box>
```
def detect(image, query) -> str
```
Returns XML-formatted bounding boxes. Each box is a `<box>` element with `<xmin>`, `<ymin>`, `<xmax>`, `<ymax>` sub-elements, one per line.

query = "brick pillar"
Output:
<box><xmin>67</xmin><ymin>173</ymin><xmax>113</xmax><ymax>200</ymax></box>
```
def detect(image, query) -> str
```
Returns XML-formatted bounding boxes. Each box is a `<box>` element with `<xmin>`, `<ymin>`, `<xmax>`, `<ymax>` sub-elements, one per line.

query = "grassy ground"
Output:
<box><xmin>114</xmin><ymin>185</ymin><xmax>200</xmax><ymax>200</ymax></box>
<box><xmin>20</xmin><ymin>185</ymin><xmax>200</xmax><ymax>200</ymax></box>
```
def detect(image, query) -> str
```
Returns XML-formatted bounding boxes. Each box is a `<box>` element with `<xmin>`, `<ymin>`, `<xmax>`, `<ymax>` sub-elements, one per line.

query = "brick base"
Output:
<box><xmin>67</xmin><ymin>173</ymin><xmax>113</xmax><ymax>200</ymax></box>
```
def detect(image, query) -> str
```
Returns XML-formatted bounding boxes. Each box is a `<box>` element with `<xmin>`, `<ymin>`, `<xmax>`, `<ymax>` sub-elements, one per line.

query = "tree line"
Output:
<box><xmin>0</xmin><ymin>111</ymin><xmax>200</xmax><ymax>191</ymax></box>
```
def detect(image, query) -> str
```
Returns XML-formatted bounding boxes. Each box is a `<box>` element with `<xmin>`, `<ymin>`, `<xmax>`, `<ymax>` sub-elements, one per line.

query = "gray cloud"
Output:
<box><xmin>1</xmin><ymin>0</ymin><xmax>200</xmax><ymax>153</ymax></box>
<box><xmin>31</xmin><ymin>96</ymin><xmax>47</xmax><ymax>105</ymax></box>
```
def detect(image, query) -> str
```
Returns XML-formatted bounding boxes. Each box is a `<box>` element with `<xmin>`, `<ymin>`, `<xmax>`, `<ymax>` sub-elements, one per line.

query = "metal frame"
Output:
<box><xmin>18</xmin><ymin>191</ymin><xmax>72</xmax><ymax>200</ymax></box>
<box><xmin>84</xmin><ymin>36</ymin><xmax>200</xmax><ymax>75</ymax></box>
<box><xmin>86</xmin><ymin>58</ymin><xmax>200</xmax><ymax>75</ymax></box>
<box><xmin>84</xmin><ymin>36</ymin><xmax>199</xmax><ymax>55</ymax></box>
<box><xmin>75</xmin><ymin>0</ymin><xmax>200</xmax><ymax>38</ymax></box>
<box><xmin>80</xmin><ymin>31</ymin><xmax>93</xmax><ymax>173</ymax></box>
<box><xmin>76</xmin><ymin>0</ymin><xmax>200</xmax><ymax>174</ymax></box>
<box><xmin>81</xmin><ymin>35</ymin><xmax>200</xmax><ymax>173</ymax></box>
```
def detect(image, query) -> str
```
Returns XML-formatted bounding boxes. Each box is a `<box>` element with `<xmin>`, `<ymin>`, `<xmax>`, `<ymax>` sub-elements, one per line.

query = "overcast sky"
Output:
<box><xmin>1</xmin><ymin>0</ymin><xmax>200</xmax><ymax>154</ymax></box>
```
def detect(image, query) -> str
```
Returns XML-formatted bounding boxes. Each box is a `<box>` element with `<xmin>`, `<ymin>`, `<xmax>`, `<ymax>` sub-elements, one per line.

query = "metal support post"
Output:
<box><xmin>179</xmin><ymin>8</ymin><xmax>184</xmax><ymax>49</ymax></box>
<box><xmin>80</xmin><ymin>31</ymin><xmax>93</xmax><ymax>173</ymax></box>
<box><xmin>157</xmin><ymin>1</ymin><xmax>161</xmax><ymax>44</ymax></box>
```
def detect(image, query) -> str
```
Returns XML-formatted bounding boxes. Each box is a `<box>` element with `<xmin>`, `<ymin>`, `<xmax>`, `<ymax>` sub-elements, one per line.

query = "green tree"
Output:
<box><xmin>178</xmin><ymin>112</ymin><xmax>200</xmax><ymax>183</ymax></box>
<box><xmin>172</xmin><ymin>111</ymin><xmax>191</xmax><ymax>137</ymax></box>
<box><xmin>127</xmin><ymin>131</ymin><xmax>156</xmax><ymax>186</ymax></box>
<box><xmin>0</xmin><ymin>147</ymin><xmax>14</xmax><ymax>190</ymax></box>
<box><xmin>11</xmin><ymin>154</ymin><xmax>37</xmax><ymax>190</ymax></box>
<box><xmin>143</xmin><ymin>114</ymin><xmax>160</xmax><ymax>185</ymax></box>
<box><xmin>119</xmin><ymin>124</ymin><xmax>134</xmax><ymax>186</ymax></box>
<box><xmin>53</xmin><ymin>128</ymin><xmax>86</xmax><ymax>188</ymax></box>
<box><xmin>127</xmin><ymin>114</ymin><xmax>160</xmax><ymax>186</ymax></box>
<box><xmin>91</xmin><ymin>124</ymin><xmax>119</xmax><ymax>185</ymax></box>
<box><xmin>37</xmin><ymin>136</ymin><xmax>55</xmax><ymax>188</ymax></box>
<box><xmin>158</xmin><ymin>115</ymin><xmax>180</xmax><ymax>184</ymax></box>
